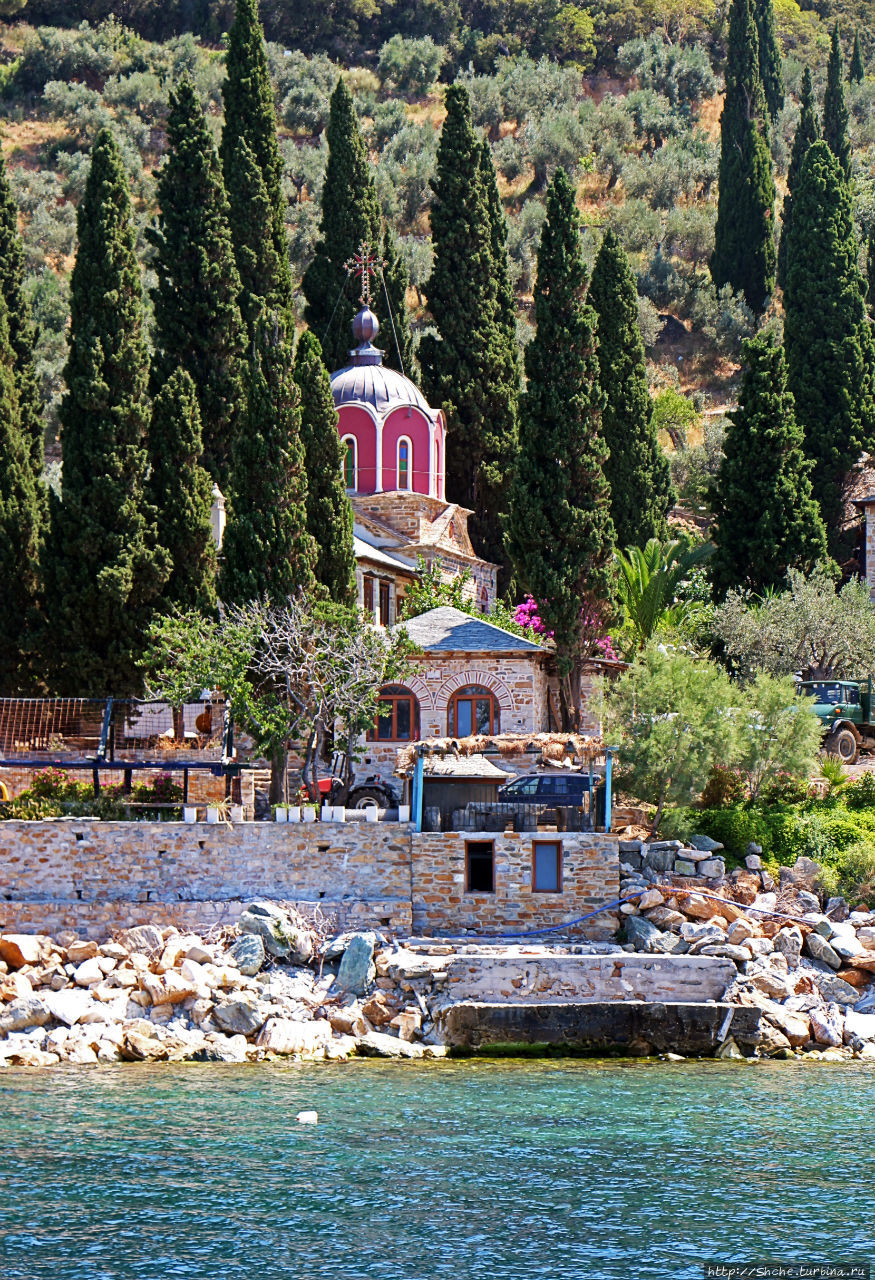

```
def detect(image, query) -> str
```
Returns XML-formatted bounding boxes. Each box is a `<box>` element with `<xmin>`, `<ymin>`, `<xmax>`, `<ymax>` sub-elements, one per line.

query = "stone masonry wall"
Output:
<box><xmin>411</xmin><ymin>831</ymin><xmax>619</xmax><ymax>939</ymax></box>
<box><xmin>0</xmin><ymin>821</ymin><xmax>620</xmax><ymax>942</ymax></box>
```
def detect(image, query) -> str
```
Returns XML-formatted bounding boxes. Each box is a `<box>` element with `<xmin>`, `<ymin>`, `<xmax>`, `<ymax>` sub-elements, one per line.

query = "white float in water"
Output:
<box><xmin>295</xmin><ymin>1110</ymin><xmax>318</xmax><ymax>1125</ymax></box>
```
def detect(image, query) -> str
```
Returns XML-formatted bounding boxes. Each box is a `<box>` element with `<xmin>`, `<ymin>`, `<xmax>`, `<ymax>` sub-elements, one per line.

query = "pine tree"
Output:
<box><xmin>380</xmin><ymin>226</ymin><xmax>414</xmax><ymax>375</ymax></box>
<box><xmin>147</xmin><ymin>369</ymin><xmax>217</xmax><ymax>615</ymax></box>
<box><xmin>0</xmin><ymin>151</ymin><xmax>43</xmax><ymax>486</ymax></box>
<box><xmin>850</xmin><ymin>32</ymin><xmax>865</xmax><ymax>84</ymax></box>
<box><xmin>868</xmin><ymin>224</ymin><xmax>875</xmax><ymax>314</ymax></box>
<box><xmin>710</xmin><ymin>333</ymin><xmax>828</xmax><ymax>598</ymax></box>
<box><xmin>302</xmin><ymin>78</ymin><xmax>382</xmax><ymax>374</ymax></box>
<box><xmin>293</xmin><ymin>329</ymin><xmax>356</xmax><ymax>605</ymax></box>
<box><xmin>784</xmin><ymin>140</ymin><xmax>875</xmax><ymax>538</ymax></box>
<box><xmin>220</xmin><ymin>0</ymin><xmax>293</xmax><ymax>319</ymax></box>
<box><xmin>0</xmin><ymin>295</ymin><xmax>42</xmax><ymax>693</ymax></box>
<box><xmin>504</xmin><ymin>169</ymin><xmax>614</xmax><ymax>730</ymax></box>
<box><xmin>823</xmin><ymin>24</ymin><xmax>852</xmax><ymax>177</ymax></box>
<box><xmin>44</xmin><ymin>129</ymin><xmax>169</xmax><ymax>694</ymax></box>
<box><xmin>777</xmin><ymin>66</ymin><xmax>819</xmax><ymax>293</ymax></box>
<box><xmin>710</xmin><ymin>0</ymin><xmax>776</xmax><ymax>314</ymax></box>
<box><xmin>754</xmin><ymin>0</ymin><xmax>784</xmax><ymax>119</ymax></box>
<box><xmin>419</xmin><ymin>84</ymin><xmax>519</xmax><ymax>572</ymax></box>
<box><xmin>219</xmin><ymin>318</ymin><xmax>316</xmax><ymax>603</ymax></box>
<box><xmin>589</xmin><ymin>227</ymin><xmax>673</xmax><ymax>550</ymax></box>
<box><xmin>148</xmin><ymin>79</ymin><xmax>246</xmax><ymax>489</ymax></box>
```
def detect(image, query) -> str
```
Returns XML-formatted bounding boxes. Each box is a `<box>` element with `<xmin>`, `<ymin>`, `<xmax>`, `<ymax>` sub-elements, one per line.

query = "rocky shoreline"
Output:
<box><xmin>618</xmin><ymin>838</ymin><xmax>875</xmax><ymax>1060</ymax></box>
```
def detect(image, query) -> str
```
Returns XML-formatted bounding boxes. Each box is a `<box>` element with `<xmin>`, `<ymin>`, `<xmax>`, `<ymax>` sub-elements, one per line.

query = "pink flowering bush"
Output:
<box><xmin>513</xmin><ymin>595</ymin><xmax>619</xmax><ymax>660</ymax></box>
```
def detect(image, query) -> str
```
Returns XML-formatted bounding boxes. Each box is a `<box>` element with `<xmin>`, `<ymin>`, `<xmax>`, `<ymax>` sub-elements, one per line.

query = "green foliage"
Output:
<box><xmin>146</xmin><ymin>369</ymin><xmax>217</xmax><ymax>615</ymax></box>
<box><xmin>710</xmin><ymin>0</ymin><xmax>777</xmax><ymax>313</ymax></box>
<box><xmin>378</xmin><ymin>35</ymin><xmax>445</xmax><ymax>96</ymax></box>
<box><xmin>784</xmin><ymin>140</ymin><xmax>875</xmax><ymax>538</ymax></box>
<box><xmin>651</xmin><ymin>386</ymin><xmax>699</xmax><ymax>448</ymax></box>
<box><xmin>701</xmin><ymin>764</ymin><xmax>746</xmax><ymax>808</ymax></box>
<box><xmin>147</xmin><ymin>78</ymin><xmax>246</xmax><ymax>488</ymax></box>
<box><xmin>754</xmin><ymin>0</ymin><xmax>784</xmax><ymax>119</ymax></box>
<box><xmin>605</xmin><ymin>645</ymin><xmax>739</xmax><ymax>830</ymax></box>
<box><xmin>845</xmin><ymin>771</ymin><xmax>875</xmax><ymax>810</ymax></box>
<box><xmin>818</xmin><ymin>752</ymin><xmax>849</xmax><ymax>796</ymax></box>
<box><xmin>0</xmin><ymin>152</ymin><xmax>43</xmax><ymax>488</ymax></box>
<box><xmin>735</xmin><ymin>671</ymin><xmax>822</xmax><ymax>800</ymax></box>
<box><xmin>380</xmin><ymin>225</ymin><xmax>414</xmax><ymax>374</ymax></box>
<box><xmin>302</xmin><ymin>77</ymin><xmax>383</xmax><ymax>374</ymax></box>
<box><xmin>505</xmin><ymin>168</ymin><xmax>612</xmax><ymax>728</ymax></box>
<box><xmin>272</xmin><ymin>48</ymin><xmax>338</xmax><ymax>135</ymax></box>
<box><xmin>850</xmin><ymin>32</ymin><xmax>865</xmax><ymax>85</ymax></box>
<box><xmin>419</xmin><ymin>83</ymin><xmax>519</xmax><ymax>573</ymax></box>
<box><xmin>777</xmin><ymin>64</ymin><xmax>819</xmax><ymax>293</ymax></box>
<box><xmin>823</xmin><ymin>23</ymin><xmax>851</xmax><ymax>176</ymax></box>
<box><xmin>709</xmin><ymin>333</ymin><xmax>828</xmax><ymax>598</ymax></box>
<box><xmin>617</xmin><ymin>34</ymin><xmax>716</xmax><ymax>110</ymax></box>
<box><xmin>43</xmin><ymin>128</ymin><xmax>169</xmax><ymax>695</ymax></box>
<box><xmin>614</xmin><ymin>535</ymin><xmax>713</xmax><ymax>651</ymax></box>
<box><xmin>714</xmin><ymin>564</ymin><xmax>875</xmax><ymax>679</ymax></box>
<box><xmin>220</xmin><ymin>319</ymin><xmax>316</xmax><ymax>604</ymax></box>
<box><xmin>293</xmin><ymin>328</ymin><xmax>356</xmax><ymax>606</ymax></box>
<box><xmin>589</xmin><ymin>227</ymin><xmax>673</xmax><ymax>549</ymax></box>
<box><xmin>220</xmin><ymin>0</ymin><xmax>293</xmax><ymax>320</ymax></box>
<box><xmin>14</xmin><ymin>18</ymin><xmax>146</xmax><ymax>94</ymax></box>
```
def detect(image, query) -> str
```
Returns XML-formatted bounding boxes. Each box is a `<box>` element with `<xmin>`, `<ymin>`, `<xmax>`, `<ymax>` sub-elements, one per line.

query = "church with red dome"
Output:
<box><xmin>329</xmin><ymin>304</ymin><xmax>497</xmax><ymax>626</ymax></box>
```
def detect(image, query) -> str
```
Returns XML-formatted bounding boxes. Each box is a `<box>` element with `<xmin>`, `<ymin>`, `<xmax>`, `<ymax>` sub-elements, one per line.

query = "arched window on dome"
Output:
<box><xmin>341</xmin><ymin>435</ymin><xmax>357</xmax><ymax>490</ymax></box>
<box><xmin>397</xmin><ymin>437</ymin><xmax>412</xmax><ymax>491</ymax></box>
<box><xmin>448</xmin><ymin>685</ymin><xmax>500</xmax><ymax>737</ymax></box>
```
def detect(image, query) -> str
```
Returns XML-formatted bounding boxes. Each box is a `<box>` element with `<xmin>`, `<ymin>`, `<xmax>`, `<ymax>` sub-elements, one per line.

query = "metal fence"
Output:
<box><xmin>0</xmin><ymin>698</ymin><xmax>231</xmax><ymax>768</ymax></box>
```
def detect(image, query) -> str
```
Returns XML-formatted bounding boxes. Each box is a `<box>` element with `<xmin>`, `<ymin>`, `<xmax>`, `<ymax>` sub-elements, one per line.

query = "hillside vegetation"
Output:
<box><xmin>0</xmin><ymin>2</ymin><xmax>872</xmax><ymax>509</ymax></box>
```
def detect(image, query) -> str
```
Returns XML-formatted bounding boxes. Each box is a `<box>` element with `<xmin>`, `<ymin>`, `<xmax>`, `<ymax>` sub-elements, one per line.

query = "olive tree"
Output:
<box><xmin>735</xmin><ymin>673</ymin><xmax>822</xmax><ymax>802</ymax></box>
<box><xmin>714</xmin><ymin>565</ymin><xmax>875</xmax><ymax>680</ymax></box>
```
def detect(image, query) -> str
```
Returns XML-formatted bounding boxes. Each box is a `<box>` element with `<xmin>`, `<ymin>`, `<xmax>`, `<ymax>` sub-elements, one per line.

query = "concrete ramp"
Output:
<box><xmin>441</xmin><ymin>1001</ymin><xmax>761</xmax><ymax>1056</ymax></box>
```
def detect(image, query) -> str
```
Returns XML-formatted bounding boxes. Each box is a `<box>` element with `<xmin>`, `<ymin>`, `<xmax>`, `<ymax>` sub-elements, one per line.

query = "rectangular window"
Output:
<box><xmin>379</xmin><ymin>581</ymin><xmax>391</xmax><ymax>626</ymax></box>
<box><xmin>466</xmin><ymin>840</ymin><xmax>495</xmax><ymax>893</ymax></box>
<box><xmin>363</xmin><ymin>576</ymin><xmax>374</xmax><ymax>616</ymax></box>
<box><xmin>532</xmin><ymin>841</ymin><xmax>562</xmax><ymax>893</ymax></box>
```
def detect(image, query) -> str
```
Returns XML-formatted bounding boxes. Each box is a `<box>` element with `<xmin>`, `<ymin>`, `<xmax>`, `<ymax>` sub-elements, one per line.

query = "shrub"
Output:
<box><xmin>378</xmin><ymin>35</ymin><xmax>445</xmax><ymax>96</ymax></box>
<box><xmin>846</xmin><ymin>773</ymin><xmax>875</xmax><ymax>810</ymax></box>
<box><xmin>701</xmin><ymin>765</ymin><xmax>746</xmax><ymax>808</ymax></box>
<box><xmin>617</xmin><ymin>34</ymin><xmax>717</xmax><ymax>111</ymax></box>
<box><xmin>275</xmin><ymin>49</ymin><xmax>338</xmax><ymax>135</ymax></box>
<box><xmin>15</xmin><ymin>18</ymin><xmax>145</xmax><ymax>94</ymax></box>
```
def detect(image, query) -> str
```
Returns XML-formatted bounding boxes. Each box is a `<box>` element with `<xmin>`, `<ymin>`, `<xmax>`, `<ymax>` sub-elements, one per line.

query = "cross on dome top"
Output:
<box><xmin>344</xmin><ymin>240</ymin><xmax>386</xmax><ymax>308</ymax></box>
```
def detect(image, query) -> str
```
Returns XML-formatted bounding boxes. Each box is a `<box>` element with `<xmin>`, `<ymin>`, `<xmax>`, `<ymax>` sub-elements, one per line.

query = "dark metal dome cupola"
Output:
<box><xmin>350</xmin><ymin>304</ymin><xmax>383</xmax><ymax>368</ymax></box>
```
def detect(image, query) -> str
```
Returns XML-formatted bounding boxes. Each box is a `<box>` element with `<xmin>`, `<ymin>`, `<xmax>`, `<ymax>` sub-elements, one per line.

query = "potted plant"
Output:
<box><xmin>273</xmin><ymin>804</ymin><xmax>288</xmax><ymax>823</ymax></box>
<box><xmin>183</xmin><ymin>805</ymin><xmax>198</xmax><ymax>824</ymax></box>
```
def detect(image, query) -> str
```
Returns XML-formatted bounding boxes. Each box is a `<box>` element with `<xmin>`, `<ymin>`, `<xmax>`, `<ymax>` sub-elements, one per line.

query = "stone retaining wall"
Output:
<box><xmin>0</xmin><ymin>820</ymin><xmax>619</xmax><ymax>941</ymax></box>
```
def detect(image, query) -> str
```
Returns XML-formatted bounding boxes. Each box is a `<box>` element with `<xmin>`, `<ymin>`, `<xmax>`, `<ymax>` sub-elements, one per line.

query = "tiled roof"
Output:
<box><xmin>421</xmin><ymin>753</ymin><xmax>511</xmax><ymax>780</ymax></box>
<box><xmin>396</xmin><ymin>606</ymin><xmax>542</xmax><ymax>653</ymax></box>
<box><xmin>353</xmin><ymin>534</ymin><xmax>415</xmax><ymax>573</ymax></box>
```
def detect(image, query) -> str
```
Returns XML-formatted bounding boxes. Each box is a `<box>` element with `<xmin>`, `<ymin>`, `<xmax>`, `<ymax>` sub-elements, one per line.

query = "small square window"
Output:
<box><xmin>533</xmin><ymin>841</ymin><xmax>562</xmax><ymax>893</ymax></box>
<box><xmin>466</xmin><ymin>840</ymin><xmax>495</xmax><ymax>893</ymax></box>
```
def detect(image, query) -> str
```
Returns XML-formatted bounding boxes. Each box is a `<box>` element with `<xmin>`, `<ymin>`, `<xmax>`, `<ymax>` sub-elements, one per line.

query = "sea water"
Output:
<box><xmin>1</xmin><ymin>1058</ymin><xmax>872</xmax><ymax>1279</ymax></box>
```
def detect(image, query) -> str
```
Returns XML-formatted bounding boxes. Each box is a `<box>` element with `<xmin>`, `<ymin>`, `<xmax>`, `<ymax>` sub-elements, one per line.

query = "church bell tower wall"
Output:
<box><xmin>381</xmin><ymin>406</ymin><xmax>432</xmax><ymax>495</ymax></box>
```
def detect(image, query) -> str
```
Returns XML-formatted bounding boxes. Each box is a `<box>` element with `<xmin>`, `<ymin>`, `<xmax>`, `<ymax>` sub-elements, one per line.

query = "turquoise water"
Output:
<box><xmin>1</xmin><ymin>1058</ymin><xmax>873</xmax><ymax>1280</ymax></box>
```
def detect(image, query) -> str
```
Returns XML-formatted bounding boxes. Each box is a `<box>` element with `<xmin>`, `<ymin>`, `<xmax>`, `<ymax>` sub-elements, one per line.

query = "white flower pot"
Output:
<box><xmin>288</xmin><ymin>806</ymin><xmax>301</xmax><ymax>823</ymax></box>
<box><xmin>321</xmin><ymin>804</ymin><xmax>333</xmax><ymax>822</ymax></box>
<box><xmin>333</xmin><ymin>805</ymin><xmax>346</xmax><ymax>823</ymax></box>
<box><xmin>183</xmin><ymin>806</ymin><xmax>198</xmax><ymax>824</ymax></box>
<box><xmin>273</xmin><ymin>806</ymin><xmax>288</xmax><ymax>824</ymax></box>
<box><xmin>302</xmin><ymin>806</ymin><xmax>317</xmax><ymax>823</ymax></box>
<box><xmin>206</xmin><ymin>806</ymin><xmax>221</xmax><ymax>824</ymax></box>
<box><xmin>230</xmin><ymin>805</ymin><xmax>244</xmax><ymax>823</ymax></box>
<box><xmin>365</xmin><ymin>806</ymin><xmax>378</xmax><ymax>823</ymax></box>
<box><xmin>398</xmin><ymin>805</ymin><xmax>411</xmax><ymax>823</ymax></box>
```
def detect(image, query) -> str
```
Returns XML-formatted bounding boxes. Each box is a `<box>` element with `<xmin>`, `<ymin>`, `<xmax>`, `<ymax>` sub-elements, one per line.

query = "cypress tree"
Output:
<box><xmin>710</xmin><ymin>0</ymin><xmax>776</xmax><ymax>314</ymax></box>
<box><xmin>220</xmin><ymin>0</ymin><xmax>293</xmax><ymax>319</ymax></box>
<box><xmin>777</xmin><ymin>66</ymin><xmax>819</xmax><ymax>293</ymax></box>
<box><xmin>0</xmin><ymin>296</ymin><xmax>42</xmax><ymax>693</ymax></box>
<box><xmin>147</xmin><ymin>369</ymin><xmax>217</xmax><ymax>615</ymax></box>
<box><xmin>148</xmin><ymin>79</ymin><xmax>246</xmax><ymax>489</ymax></box>
<box><xmin>754</xmin><ymin>0</ymin><xmax>784</xmax><ymax>119</ymax></box>
<box><xmin>44</xmin><ymin>129</ymin><xmax>169</xmax><ymax>694</ymax></box>
<box><xmin>293</xmin><ymin>329</ymin><xmax>356</xmax><ymax>605</ymax></box>
<box><xmin>710</xmin><ymin>333</ymin><xmax>828</xmax><ymax>598</ymax></box>
<box><xmin>380</xmin><ymin>226</ymin><xmax>414</xmax><ymax>375</ymax></box>
<box><xmin>302</xmin><ymin>78</ymin><xmax>382</xmax><ymax>374</ymax></box>
<box><xmin>823</xmin><ymin>24</ymin><xmax>852</xmax><ymax>178</ymax></box>
<box><xmin>505</xmin><ymin>169</ymin><xmax>614</xmax><ymax>731</ymax></box>
<box><xmin>784</xmin><ymin>140</ymin><xmax>875</xmax><ymax>538</ymax></box>
<box><xmin>868</xmin><ymin>224</ymin><xmax>875</xmax><ymax>314</ymax></box>
<box><xmin>219</xmin><ymin>318</ymin><xmax>316</xmax><ymax>604</ymax></box>
<box><xmin>226</xmin><ymin>135</ymin><xmax>283</xmax><ymax>327</ymax></box>
<box><xmin>419</xmin><ymin>84</ymin><xmax>519</xmax><ymax>572</ymax></box>
<box><xmin>0</xmin><ymin>151</ymin><xmax>43</xmax><ymax>486</ymax></box>
<box><xmin>850</xmin><ymin>32</ymin><xmax>865</xmax><ymax>85</ymax></box>
<box><xmin>589</xmin><ymin>227</ymin><xmax>673</xmax><ymax>550</ymax></box>
<box><xmin>479</xmin><ymin>137</ymin><xmax>520</xmax><ymax>387</ymax></box>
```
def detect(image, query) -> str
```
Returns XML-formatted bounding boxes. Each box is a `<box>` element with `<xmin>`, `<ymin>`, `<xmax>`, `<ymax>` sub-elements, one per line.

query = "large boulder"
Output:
<box><xmin>810</xmin><ymin>1004</ymin><xmax>844</xmax><ymax>1047</ymax></box>
<box><xmin>0</xmin><ymin>934</ymin><xmax>44</xmax><ymax>969</ymax></box>
<box><xmin>779</xmin><ymin>857</ymin><xmax>822</xmax><ymax>893</ymax></box>
<box><xmin>117</xmin><ymin>925</ymin><xmax>165</xmax><ymax>956</ymax></box>
<box><xmin>334</xmin><ymin>933</ymin><xmax>377</xmax><ymax>995</ymax></box>
<box><xmin>805</xmin><ymin>933</ymin><xmax>841</xmax><ymax>970</ymax></box>
<box><xmin>624</xmin><ymin>916</ymin><xmax>663</xmax><ymax>952</ymax></box>
<box><xmin>256</xmin><ymin>1019</ymin><xmax>332</xmax><ymax>1058</ymax></box>
<box><xmin>772</xmin><ymin>927</ymin><xmax>803</xmax><ymax>969</ymax></box>
<box><xmin>357</xmin><ymin>1030</ymin><xmax>424</xmax><ymax>1059</ymax></box>
<box><xmin>237</xmin><ymin>901</ymin><xmax>313</xmax><ymax>964</ymax></box>
<box><xmin>212</xmin><ymin>995</ymin><xmax>267</xmax><ymax>1038</ymax></box>
<box><xmin>0</xmin><ymin>996</ymin><xmax>50</xmax><ymax>1033</ymax></box>
<box><xmin>802</xmin><ymin>965</ymin><xmax>861</xmax><ymax>1006</ymax></box>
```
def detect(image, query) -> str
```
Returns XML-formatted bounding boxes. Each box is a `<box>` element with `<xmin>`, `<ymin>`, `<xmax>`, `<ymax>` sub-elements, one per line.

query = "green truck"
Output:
<box><xmin>798</xmin><ymin>677</ymin><xmax>875</xmax><ymax>763</ymax></box>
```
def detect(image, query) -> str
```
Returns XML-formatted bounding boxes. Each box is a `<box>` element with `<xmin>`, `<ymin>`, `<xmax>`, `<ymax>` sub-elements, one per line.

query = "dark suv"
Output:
<box><xmin>498</xmin><ymin>773</ymin><xmax>592</xmax><ymax>803</ymax></box>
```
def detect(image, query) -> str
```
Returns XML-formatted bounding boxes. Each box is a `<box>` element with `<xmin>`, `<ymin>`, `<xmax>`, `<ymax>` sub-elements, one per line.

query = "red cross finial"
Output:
<box><xmin>344</xmin><ymin>240</ymin><xmax>385</xmax><ymax>307</ymax></box>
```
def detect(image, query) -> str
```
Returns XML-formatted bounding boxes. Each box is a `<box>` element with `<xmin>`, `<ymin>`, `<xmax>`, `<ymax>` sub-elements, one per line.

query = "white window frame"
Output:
<box><xmin>396</xmin><ymin>435</ymin><xmax>413</xmax><ymax>491</ymax></box>
<box><xmin>341</xmin><ymin>435</ymin><xmax>357</xmax><ymax>490</ymax></box>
